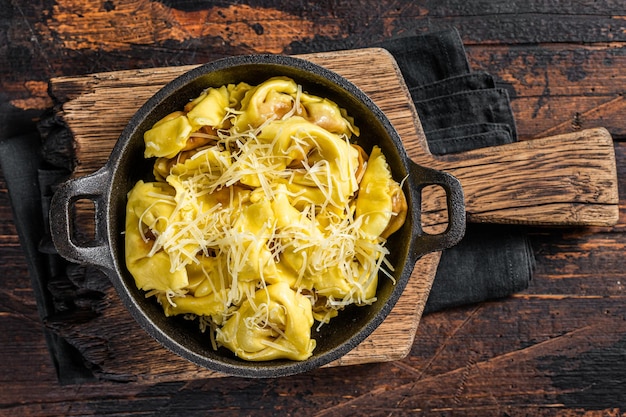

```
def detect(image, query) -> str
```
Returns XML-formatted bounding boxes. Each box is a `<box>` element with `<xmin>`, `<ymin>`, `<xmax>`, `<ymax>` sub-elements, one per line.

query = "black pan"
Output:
<box><xmin>50</xmin><ymin>54</ymin><xmax>465</xmax><ymax>378</ymax></box>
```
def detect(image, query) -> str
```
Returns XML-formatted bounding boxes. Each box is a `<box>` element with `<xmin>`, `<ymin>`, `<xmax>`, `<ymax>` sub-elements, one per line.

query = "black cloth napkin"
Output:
<box><xmin>0</xmin><ymin>28</ymin><xmax>534</xmax><ymax>383</ymax></box>
<box><xmin>379</xmin><ymin>28</ymin><xmax>534</xmax><ymax>314</ymax></box>
<box><xmin>0</xmin><ymin>131</ymin><xmax>96</xmax><ymax>383</ymax></box>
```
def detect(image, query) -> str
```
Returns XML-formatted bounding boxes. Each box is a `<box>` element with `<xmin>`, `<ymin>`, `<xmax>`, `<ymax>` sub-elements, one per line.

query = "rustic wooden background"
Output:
<box><xmin>2</xmin><ymin>0</ymin><xmax>626</xmax><ymax>415</ymax></box>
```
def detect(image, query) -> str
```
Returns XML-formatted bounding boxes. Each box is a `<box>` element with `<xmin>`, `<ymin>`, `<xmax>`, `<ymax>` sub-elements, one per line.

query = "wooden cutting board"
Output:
<box><xmin>47</xmin><ymin>48</ymin><xmax>619</xmax><ymax>382</ymax></box>
<box><xmin>51</xmin><ymin>48</ymin><xmax>619</xmax><ymax>227</ymax></box>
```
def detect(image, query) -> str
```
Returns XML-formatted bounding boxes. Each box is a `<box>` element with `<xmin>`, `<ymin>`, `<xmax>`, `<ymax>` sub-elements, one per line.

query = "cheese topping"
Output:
<box><xmin>125</xmin><ymin>77</ymin><xmax>407</xmax><ymax>361</ymax></box>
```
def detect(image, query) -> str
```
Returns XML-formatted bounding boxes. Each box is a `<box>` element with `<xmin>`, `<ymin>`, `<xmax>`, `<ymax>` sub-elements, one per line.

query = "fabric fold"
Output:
<box><xmin>0</xmin><ymin>133</ymin><xmax>96</xmax><ymax>383</ymax></box>
<box><xmin>378</xmin><ymin>29</ymin><xmax>471</xmax><ymax>86</ymax></box>
<box><xmin>408</xmin><ymin>71</ymin><xmax>496</xmax><ymax>102</ymax></box>
<box><xmin>427</xmin><ymin>128</ymin><xmax>514</xmax><ymax>155</ymax></box>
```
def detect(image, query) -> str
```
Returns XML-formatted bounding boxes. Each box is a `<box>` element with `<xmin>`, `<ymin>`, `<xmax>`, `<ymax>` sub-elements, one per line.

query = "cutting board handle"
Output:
<box><xmin>411</xmin><ymin>127</ymin><xmax>619</xmax><ymax>227</ymax></box>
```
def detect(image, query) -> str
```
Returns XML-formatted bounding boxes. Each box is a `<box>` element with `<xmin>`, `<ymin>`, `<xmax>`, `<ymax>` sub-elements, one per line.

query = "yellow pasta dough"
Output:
<box><xmin>126</xmin><ymin>77</ymin><xmax>407</xmax><ymax>361</ymax></box>
<box><xmin>216</xmin><ymin>281</ymin><xmax>315</xmax><ymax>361</ymax></box>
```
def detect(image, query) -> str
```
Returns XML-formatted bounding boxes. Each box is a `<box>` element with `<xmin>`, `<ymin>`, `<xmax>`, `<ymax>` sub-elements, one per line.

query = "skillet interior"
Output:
<box><xmin>104</xmin><ymin>55</ymin><xmax>421</xmax><ymax>377</ymax></box>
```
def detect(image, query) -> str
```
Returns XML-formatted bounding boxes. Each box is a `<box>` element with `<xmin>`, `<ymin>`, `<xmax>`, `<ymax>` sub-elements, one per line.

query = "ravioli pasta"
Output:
<box><xmin>125</xmin><ymin>76</ymin><xmax>408</xmax><ymax>361</ymax></box>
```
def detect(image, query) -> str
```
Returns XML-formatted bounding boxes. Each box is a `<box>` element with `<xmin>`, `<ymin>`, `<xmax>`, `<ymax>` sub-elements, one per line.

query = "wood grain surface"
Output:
<box><xmin>2</xmin><ymin>1</ymin><xmax>626</xmax><ymax>416</ymax></box>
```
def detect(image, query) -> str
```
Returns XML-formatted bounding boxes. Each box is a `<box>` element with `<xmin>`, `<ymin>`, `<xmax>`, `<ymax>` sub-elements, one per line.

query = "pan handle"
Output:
<box><xmin>49</xmin><ymin>167</ymin><xmax>115</xmax><ymax>272</ymax></box>
<box><xmin>408</xmin><ymin>160</ymin><xmax>466</xmax><ymax>254</ymax></box>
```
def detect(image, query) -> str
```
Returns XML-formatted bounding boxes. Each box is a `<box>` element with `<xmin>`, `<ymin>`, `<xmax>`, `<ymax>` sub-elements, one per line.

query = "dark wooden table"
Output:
<box><xmin>2</xmin><ymin>1</ymin><xmax>625</xmax><ymax>415</ymax></box>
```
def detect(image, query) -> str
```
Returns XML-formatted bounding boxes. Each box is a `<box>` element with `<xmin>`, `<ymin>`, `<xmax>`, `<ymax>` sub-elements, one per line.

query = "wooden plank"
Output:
<box><xmin>5</xmin><ymin>2</ymin><xmax>626</xmax><ymax>142</ymax></box>
<box><xmin>466</xmin><ymin>44</ymin><xmax>626</xmax><ymax>139</ymax></box>
<box><xmin>320</xmin><ymin>303</ymin><xmax>626</xmax><ymax>415</ymax></box>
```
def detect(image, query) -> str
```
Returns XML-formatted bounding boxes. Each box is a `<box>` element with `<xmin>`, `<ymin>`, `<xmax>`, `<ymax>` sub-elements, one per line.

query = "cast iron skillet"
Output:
<box><xmin>50</xmin><ymin>54</ymin><xmax>466</xmax><ymax>378</ymax></box>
